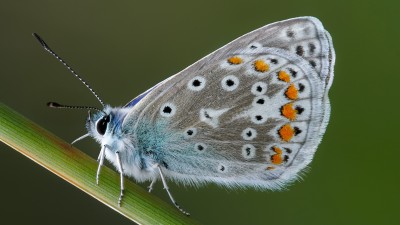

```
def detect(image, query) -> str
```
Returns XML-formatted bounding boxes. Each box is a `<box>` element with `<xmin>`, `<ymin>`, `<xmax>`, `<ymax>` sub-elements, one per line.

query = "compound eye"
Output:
<box><xmin>96</xmin><ymin>115</ymin><xmax>110</xmax><ymax>135</ymax></box>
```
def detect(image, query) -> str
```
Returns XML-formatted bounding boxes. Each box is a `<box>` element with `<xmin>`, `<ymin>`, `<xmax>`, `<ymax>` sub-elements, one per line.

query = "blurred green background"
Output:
<box><xmin>1</xmin><ymin>0</ymin><xmax>399</xmax><ymax>224</ymax></box>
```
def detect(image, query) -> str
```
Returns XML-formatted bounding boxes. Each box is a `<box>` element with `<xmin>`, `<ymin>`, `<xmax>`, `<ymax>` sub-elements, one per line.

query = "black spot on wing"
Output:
<box><xmin>287</xmin><ymin>30</ymin><xmax>295</xmax><ymax>38</ymax></box>
<box><xmin>192</xmin><ymin>79</ymin><xmax>201</xmax><ymax>87</ymax></box>
<box><xmin>309</xmin><ymin>43</ymin><xmax>316</xmax><ymax>55</ymax></box>
<box><xmin>163</xmin><ymin>106</ymin><xmax>172</xmax><ymax>114</ymax></box>
<box><xmin>288</xmin><ymin>68</ymin><xmax>297</xmax><ymax>78</ymax></box>
<box><xmin>296</xmin><ymin>45</ymin><xmax>304</xmax><ymax>56</ymax></box>
<box><xmin>309</xmin><ymin>60</ymin><xmax>317</xmax><ymax>68</ymax></box>
<box><xmin>298</xmin><ymin>83</ymin><xmax>305</xmax><ymax>92</ymax></box>
<box><xmin>295</xmin><ymin>106</ymin><xmax>304</xmax><ymax>114</ymax></box>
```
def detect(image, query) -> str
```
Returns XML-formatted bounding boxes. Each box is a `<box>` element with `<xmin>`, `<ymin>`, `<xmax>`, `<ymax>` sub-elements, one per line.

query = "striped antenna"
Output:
<box><xmin>33</xmin><ymin>33</ymin><xmax>105</xmax><ymax>107</ymax></box>
<box><xmin>47</xmin><ymin>102</ymin><xmax>105</xmax><ymax>115</ymax></box>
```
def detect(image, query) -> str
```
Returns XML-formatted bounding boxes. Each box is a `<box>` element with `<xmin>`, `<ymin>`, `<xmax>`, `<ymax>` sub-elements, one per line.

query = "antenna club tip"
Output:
<box><xmin>32</xmin><ymin>32</ymin><xmax>41</xmax><ymax>41</ymax></box>
<box><xmin>32</xmin><ymin>33</ymin><xmax>49</xmax><ymax>49</ymax></box>
<box><xmin>47</xmin><ymin>102</ymin><xmax>61</xmax><ymax>108</ymax></box>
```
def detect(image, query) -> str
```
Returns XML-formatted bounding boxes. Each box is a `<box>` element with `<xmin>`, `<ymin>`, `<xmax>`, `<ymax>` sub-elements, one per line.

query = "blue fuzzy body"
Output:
<box><xmin>87</xmin><ymin>106</ymin><xmax>180</xmax><ymax>183</ymax></box>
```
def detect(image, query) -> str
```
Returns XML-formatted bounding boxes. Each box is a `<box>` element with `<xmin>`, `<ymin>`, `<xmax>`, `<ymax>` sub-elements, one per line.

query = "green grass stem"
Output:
<box><xmin>0</xmin><ymin>103</ymin><xmax>200</xmax><ymax>225</ymax></box>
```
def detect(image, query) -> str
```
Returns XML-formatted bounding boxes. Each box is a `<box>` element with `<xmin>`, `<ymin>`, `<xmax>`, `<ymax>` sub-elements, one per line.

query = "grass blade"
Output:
<box><xmin>0</xmin><ymin>103</ymin><xmax>200</xmax><ymax>225</ymax></box>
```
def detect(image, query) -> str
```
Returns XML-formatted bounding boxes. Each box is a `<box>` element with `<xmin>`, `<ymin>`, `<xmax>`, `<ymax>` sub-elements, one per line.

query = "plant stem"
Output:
<box><xmin>0</xmin><ymin>103</ymin><xmax>200</xmax><ymax>225</ymax></box>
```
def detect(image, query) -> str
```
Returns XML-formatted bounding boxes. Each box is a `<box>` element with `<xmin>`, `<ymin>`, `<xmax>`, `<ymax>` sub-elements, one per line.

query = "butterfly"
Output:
<box><xmin>34</xmin><ymin>16</ymin><xmax>335</xmax><ymax>216</ymax></box>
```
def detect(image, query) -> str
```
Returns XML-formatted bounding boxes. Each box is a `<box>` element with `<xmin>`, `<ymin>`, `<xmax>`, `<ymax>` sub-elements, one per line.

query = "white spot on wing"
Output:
<box><xmin>187</xmin><ymin>76</ymin><xmax>206</xmax><ymax>91</ymax></box>
<box><xmin>251</xmin><ymin>113</ymin><xmax>267</xmax><ymax>124</ymax></box>
<box><xmin>251</xmin><ymin>82</ymin><xmax>267</xmax><ymax>95</ymax></box>
<box><xmin>160</xmin><ymin>102</ymin><xmax>176</xmax><ymax>117</ymax></box>
<box><xmin>242</xmin><ymin>144</ymin><xmax>256</xmax><ymax>159</ymax></box>
<box><xmin>241</xmin><ymin>128</ymin><xmax>257</xmax><ymax>140</ymax></box>
<box><xmin>221</xmin><ymin>75</ymin><xmax>239</xmax><ymax>91</ymax></box>
<box><xmin>184</xmin><ymin>128</ymin><xmax>197</xmax><ymax>138</ymax></box>
<box><xmin>200</xmin><ymin>108</ymin><xmax>229</xmax><ymax>128</ymax></box>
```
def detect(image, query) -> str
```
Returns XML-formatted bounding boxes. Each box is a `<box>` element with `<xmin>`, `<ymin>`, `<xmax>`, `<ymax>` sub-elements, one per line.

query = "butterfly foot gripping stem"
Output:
<box><xmin>157</xmin><ymin>165</ymin><xmax>190</xmax><ymax>216</ymax></box>
<box><xmin>118</xmin><ymin>189</ymin><xmax>124</xmax><ymax>207</ymax></box>
<box><xmin>148</xmin><ymin>178</ymin><xmax>156</xmax><ymax>193</ymax></box>
<box><xmin>96</xmin><ymin>145</ymin><xmax>106</xmax><ymax>185</ymax></box>
<box><xmin>116</xmin><ymin>151</ymin><xmax>125</xmax><ymax>207</ymax></box>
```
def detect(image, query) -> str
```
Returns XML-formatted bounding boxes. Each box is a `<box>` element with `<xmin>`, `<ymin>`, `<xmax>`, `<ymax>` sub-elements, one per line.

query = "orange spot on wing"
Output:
<box><xmin>273</xmin><ymin>146</ymin><xmax>283</xmax><ymax>154</ymax></box>
<box><xmin>254</xmin><ymin>60</ymin><xmax>269</xmax><ymax>72</ymax></box>
<box><xmin>278</xmin><ymin>124</ymin><xmax>295</xmax><ymax>142</ymax></box>
<box><xmin>278</xmin><ymin>71</ymin><xmax>291</xmax><ymax>82</ymax></box>
<box><xmin>281</xmin><ymin>103</ymin><xmax>297</xmax><ymax>121</ymax></box>
<box><xmin>285</xmin><ymin>84</ymin><xmax>298</xmax><ymax>100</ymax></box>
<box><xmin>271</xmin><ymin>146</ymin><xmax>283</xmax><ymax>164</ymax></box>
<box><xmin>227</xmin><ymin>56</ymin><xmax>243</xmax><ymax>65</ymax></box>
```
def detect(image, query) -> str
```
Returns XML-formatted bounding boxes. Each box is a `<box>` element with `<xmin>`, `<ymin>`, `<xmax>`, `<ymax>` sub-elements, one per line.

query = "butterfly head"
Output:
<box><xmin>85</xmin><ymin>106</ymin><xmax>111</xmax><ymax>143</ymax></box>
<box><xmin>85</xmin><ymin>106</ymin><xmax>131</xmax><ymax>146</ymax></box>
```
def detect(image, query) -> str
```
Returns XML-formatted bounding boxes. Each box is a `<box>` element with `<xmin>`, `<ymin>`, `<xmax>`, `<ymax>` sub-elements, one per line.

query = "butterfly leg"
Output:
<box><xmin>96</xmin><ymin>145</ymin><xmax>106</xmax><ymax>185</ymax></box>
<box><xmin>148</xmin><ymin>178</ymin><xmax>156</xmax><ymax>193</ymax></box>
<box><xmin>157</xmin><ymin>165</ymin><xmax>190</xmax><ymax>216</ymax></box>
<box><xmin>115</xmin><ymin>151</ymin><xmax>124</xmax><ymax>207</ymax></box>
<box><xmin>71</xmin><ymin>133</ymin><xmax>90</xmax><ymax>145</ymax></box>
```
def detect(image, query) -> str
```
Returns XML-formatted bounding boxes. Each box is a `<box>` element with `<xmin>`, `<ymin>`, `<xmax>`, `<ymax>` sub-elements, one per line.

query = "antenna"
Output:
<box><xmin>47</xmin><ymin>102</ymin><xmax>105</xmax><ymax>114</ymax></box>
<box><xmin>32</xmin><ymin>33</ymin><xmax>105</xmax><ymax>107</ymax></box>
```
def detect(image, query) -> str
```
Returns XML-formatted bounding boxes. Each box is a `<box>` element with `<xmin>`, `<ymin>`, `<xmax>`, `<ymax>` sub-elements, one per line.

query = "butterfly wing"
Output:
<box><xmin>123</xmin><ymin>17</ymin><xmax>335</xmax><ymax>189</ymax></box>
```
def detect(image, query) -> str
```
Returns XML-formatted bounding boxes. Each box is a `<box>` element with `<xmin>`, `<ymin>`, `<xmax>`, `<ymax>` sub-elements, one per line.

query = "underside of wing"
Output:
<box><xmin>123</xmin><ymin>17</ymin><xmax>335</xmax><ymax>189</ymax></box>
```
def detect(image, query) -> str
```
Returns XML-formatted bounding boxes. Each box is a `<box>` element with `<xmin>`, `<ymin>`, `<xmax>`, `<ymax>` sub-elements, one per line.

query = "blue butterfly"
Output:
<box><xmin>34</xmin><ymin>16</ymin><xmax>335</xmax><ymax>216</ymax></box>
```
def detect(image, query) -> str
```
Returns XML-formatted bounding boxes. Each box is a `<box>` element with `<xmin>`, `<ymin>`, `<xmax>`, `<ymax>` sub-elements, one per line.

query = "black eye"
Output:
<box><xmin>96</xmin><ymin>115</ymin><xmax>110</xmax><ymax>135</ymax></box>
